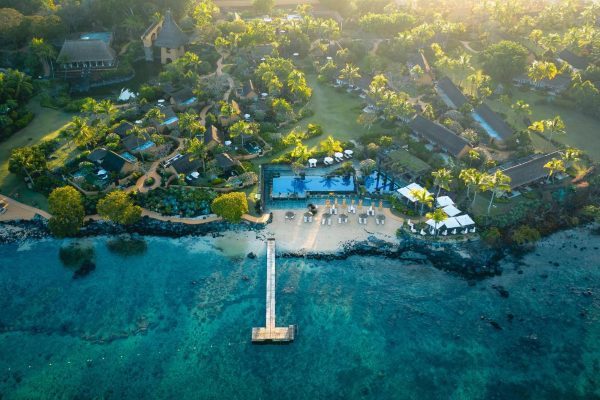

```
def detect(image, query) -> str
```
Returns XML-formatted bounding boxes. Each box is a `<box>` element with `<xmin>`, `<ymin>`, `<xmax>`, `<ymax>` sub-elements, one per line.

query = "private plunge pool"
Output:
<box><xmin>271</xmin><ymin>175</ymin><xmax>355</xmax><ymax>198</ymax></box>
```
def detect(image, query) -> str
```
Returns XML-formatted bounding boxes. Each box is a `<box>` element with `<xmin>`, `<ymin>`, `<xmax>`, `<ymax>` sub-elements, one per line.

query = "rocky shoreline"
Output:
<box><xmin>0</xmin><ymin>217</ymin><xmax>505</xmax><ymax>279</ymax></box>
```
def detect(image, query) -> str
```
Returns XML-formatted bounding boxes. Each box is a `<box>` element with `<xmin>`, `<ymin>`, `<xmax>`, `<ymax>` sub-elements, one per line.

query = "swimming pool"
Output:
<box><xmin>161</xmin><ymin>117</ymin><xmax>179</xmax><ymax>126</ymax></box>
<box><xmin>181</xmin><ymin>97</ymin><xmax>197</xmax><ymax>105</ymax></box>
<box><xmin>133</xmin><ymin>141</ymin><xmax>155</xmax><ymax>152</ymax></box>
<box><xmin>121</xmin><ymin>152</ymin><xmax>137</xmax><ymax>162</ymax></box>
<box><xmin>471</xmin><ymin>112</ymin><xmax>503</xmax><ymax>140</ymax></box>
<box><xmin>272</xmin><ymin>175</ymin><xmax>355</xmax><ymax>198</ymax></box>
<box><xmin>364</xmin><ymin>171</ymin><xmax>403</xmax><ymax>194</ymax></box>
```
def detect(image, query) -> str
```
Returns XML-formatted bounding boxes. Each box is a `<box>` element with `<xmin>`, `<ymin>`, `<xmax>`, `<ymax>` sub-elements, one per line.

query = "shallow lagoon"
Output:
<box><xmin>0</xmin><ymin>231</ymin><xmax>598</xmax><ymax>400</ymax></box>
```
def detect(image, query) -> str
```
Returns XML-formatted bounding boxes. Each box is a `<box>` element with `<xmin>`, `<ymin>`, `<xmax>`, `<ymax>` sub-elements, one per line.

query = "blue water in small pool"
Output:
<box><xmin>133</xmin><ymin>141</ymin><xmax>155</xmax><ymax>152</ymax></box>
<box><xmin>120</xmin><ymin>152</ymin><xmax>137</xmax><ymax>162</ymax></box>
<box><xmin>272</xmin><ymin>175</ymin><xmax>355</xmax><ymax>198</ymax></box>
<box><xmin>0</xmin><ymin>229</ymin><xmax>598</xmax><ymax>399</ymax></box>
<box><xmin>364</xmin><ymin>171</ymin><xmax>404</xmax><ymax>194</ymax></box>
<box><xmin>161</xmin><ymin>117</ymin><xmax>179</xmax><ymax>126</ymax></box>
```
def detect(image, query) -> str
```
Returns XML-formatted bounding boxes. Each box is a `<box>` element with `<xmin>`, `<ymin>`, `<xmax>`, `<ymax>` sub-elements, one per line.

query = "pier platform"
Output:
<box><xmin>252</xmin><ymin>238</ymin><xmax>295</xmax><ymax>343</ymax></box>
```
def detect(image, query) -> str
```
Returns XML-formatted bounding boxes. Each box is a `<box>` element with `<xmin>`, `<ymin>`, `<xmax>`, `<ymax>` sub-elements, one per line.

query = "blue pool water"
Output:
<box><xmin>0</xmin><ymin>228</ymin><xmax>598</xmax><ymax>399</ymax></box>
<box><xmin>364</xmin><ymin>171</ymin><xmax>403</xmax><ymax>194</ymax></box>
<box><xmin>120</xmin><ymin>152</ymin><xmax>137</xmax><ymax>162</ymax></box>
<box><xmin>161</xmin><ymin>117</ymin><xmax>179</xmax><ymax>126</ymax></box>
<box><xmin>80</xmin><ymin>32</ymin><xmax>112</xmax><ymax>45</ymax></box>
<box><xmin>272</xmin><ymin>175</ymin><xmax>355</xmax><ymax>198</ymax></box>
<box><xmin>181</xmin><ymin>97</ymin><xmax>197</xmax><ymax>105</ymax></box>
<box><xmin>133</xmin><ymin>141</ymin><xmax>155</xmax><ymax>152</ymax></box>
<box><xmin>472</xmin><ymin>112</ymin><xmax>503</xmax><ymax>140</ymax></box>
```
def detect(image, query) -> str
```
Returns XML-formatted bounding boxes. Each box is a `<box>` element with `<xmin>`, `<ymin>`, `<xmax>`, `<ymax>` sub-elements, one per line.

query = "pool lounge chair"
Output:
<box><xmin>321</xmin><ymin>218</ymin><xmax>326</xmax><ymax>225</ymax></box>
<box><xmin>420</xmin><ymin>229</ymin><xmax>427</xmax><ymax>236</ymax></box>
<box><xmin>470</xmin><ymin>227</ymin><xmax>476</xmax><ymax>233</ymax></box>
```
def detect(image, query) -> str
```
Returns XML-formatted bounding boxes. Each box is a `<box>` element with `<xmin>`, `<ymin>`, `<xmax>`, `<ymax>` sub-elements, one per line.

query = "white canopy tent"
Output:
<box><xmin>397</xmin><ymin>183</ymin><xmax>431</xmax><ymax>203</ymax></box>
<box><xmin>443</xmin><ymin>217</ymin><xmax>462</xmax><ymax>229</ymax></box>
<box><xmin>456</xmin><ymin>214</ymin><xmax>475</xmax><ymax>226</ymax></box>
<box><xmin>442</xmin><ymin>204</ymin><xmax>461</xmax><ymax>217</ymax></box>
<box><xmin>426</xmin><ymin>219</ymin><xmax>444</xmax><ymax>230</ymax></box>
<box><xmin>436</xmin><ymin>196</ymin><xmax>454</xmax><ymax>207</ymax></box>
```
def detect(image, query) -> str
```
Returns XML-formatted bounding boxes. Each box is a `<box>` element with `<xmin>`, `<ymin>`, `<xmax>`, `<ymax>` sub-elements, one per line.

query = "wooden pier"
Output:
<box><xmin>252</xmin><ymin>238</ymin><xmax>295</xmax><ymax>343</ymax></box>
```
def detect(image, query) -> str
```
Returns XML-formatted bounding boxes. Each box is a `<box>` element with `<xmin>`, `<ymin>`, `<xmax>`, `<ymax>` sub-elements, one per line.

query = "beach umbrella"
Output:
<box><xmin>334</xmin><ymin>152</ymin><xmax>344</xmax><ymax>159</ymax></box>
<box><xmin>376</xmin><ymin>214</ymin><xmax>386</xmax><ymax>223</ymax></box>
<box><xmin>285</xmin><ymin>211</ymin><xmax>295</xmax><ymax>220</ymax></box>
<box><xmin>344</xmin><ymin>149</ymin><xmax>353</xmax><ymax>156</ymax></box>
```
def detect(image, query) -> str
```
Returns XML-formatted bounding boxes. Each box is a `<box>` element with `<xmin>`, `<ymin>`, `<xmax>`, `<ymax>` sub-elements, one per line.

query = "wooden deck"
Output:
<box><xmin>252</xmin><ymin>238</ymin><xmax>295</xmax><ymax>343</ymax></box>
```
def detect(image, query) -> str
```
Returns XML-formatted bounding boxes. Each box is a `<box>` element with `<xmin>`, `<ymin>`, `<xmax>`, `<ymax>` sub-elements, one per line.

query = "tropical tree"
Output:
<box><xmin>480</xmin><ymin>40</ymin><xmax>528</xmax><ymax>82</ymax></box>
<box><xmin>339</xmin><ymin>63</ymin><xmax>361</xmax><ymax>86</ymax></box>
<box><xmin>8</xmin><ymin>146</ymin><xmax>47</xmax><ymax>182</ymax></box>
<box><xmin>144</xmin><ymin>107</ymin><xmax>165</xmax><ymax>128</ymax></box>
<box><xmin>528</xmin><ymin>116</ymin><xmax>566</xmax><ymax>150</ymax></box>
<box><xmin>97</xmin><ymin>190</ymin><xmax>142</xmax><ymax>225</ymax></box>
<box><xmin>80</xmin><ymin>97</ymin><xmax>99</xmax><ymax>115</ymax></box>
<box><xmin>97</xmin><ymin>99</ymin><xmax>117</xmax><ymax>123</ymax></box>
<box><xmin>431</xmin><ymin>168</ymin><xmax>452</xmax><ymax>198</ymax></box>
<box><xmin>30</xmin><ymin>37</ymin><xmax>56</xmax><ymax>74</ymax></box>
<box><xmin>229</xmin><ymin>120</ymin><xmax>259</xmax><ymax>147</ymax></box>
<box><xmin>410</xmin><ymin>187</ymin><xmax>434</xmax><ymax>215</ymax></box>
<box><xmin>482</xmin><ymin>170</ymin><xmax>511</xmax><ymax>215</ymax></box>
<box><xmin>562</xmin><ymin>147</ymin><xmax>581</xmax><ymax>168</ymax></box>
<box><xmin>48</xmin><ymin>186</ymin><xmax>85</xmax><ymax>237</ymax></box>
<box><xmin>359</xmin><ymin>159</ymin><xmax>376</xmax><ymax>176</ymax></box>
<box><xmin>467</xmin><ymin>149</ymin><xmax>481</xmax><ymax>166</ymax></box>
<box><xmin>185</xmin><ymin>137</ymin><xmax>209</xmax><ymax>173</ymax></box>
<box><xmin>527</xmin><ymin>61</ymin><xmax>558</xmax><ymax>82</ymax></box>
<box><xmin>70</xmin><ymin>116</ymin><xmax>94</xmax><ymax>149</ymax></box>
<box><xmin>543</xmin><ymin>158</ymin><xmax>566</xmax><ymax>182</ymax></box>
<box><xmin>426</xmin><ymin>208</ymin><xmax>448</xmax><ymax>237</ymax></box>
<box><xmin>290</xmin><ymin>139</ymin><xmax>309</xmax><ymax>163</ymax></box>
<box><xmin>178</xmin><ymin>111</ymin><xmax>206</xmax><ymax>138</ymax></box>
<box><xmin>128</xmin><ymin>125</ymin><xmax>148</xmax><ymax>170</ymax></box>
<box><xmin>368</xmin><ymin>74</ymin><xmax>388</xmax><ymax>102</ymax></box>
<box><xmin>511</xmin><ymin>100</ymin><xmax>531</xmax><ymax>126</ymax></box>
<box><xmin>319</xmin><ymin>135</ymin><xmax>342</xmax><ymax>156</ymax></box>
<box><xmin>459</xmin><ymin>168</ymin><xmax>481</xmax><ymax>202</ymax></box>
<box><xmin>287</xmin><ymin>70</ymin><xmax>312</xmax><ymax>101</ymax></box>
<box><xmin>211</xmin><ymin>192</ymin><xmax>249</xmax><ymax>222</ymax></box>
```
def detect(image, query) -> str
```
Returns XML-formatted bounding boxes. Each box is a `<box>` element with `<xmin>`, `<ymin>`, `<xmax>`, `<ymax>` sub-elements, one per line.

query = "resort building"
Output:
<box><xmin>112</xmin><ymin>121</ymin><xmax>134</xmax><ymax>137</ymax></box>
<box><xmin>215</xmin><ymin>153</ymin><xmax>241</xmax><ymax>173</ymax></box>
<box><xmin>141</xmin><ymin>10</ymin><xmax>188</xmax><ymax>64</ymax></box>
<box><xmin>169</xmin><ymin>88</ymin><xmax>197</xmax><ymax>111</ymax></box>
<box><xmin>472</xmin><ymin>103</ymin><xmax>513</xmax><ymax>141</ymax></box>
<box><xmin>557</xmin><ymin>49</ymin><xmax>590</xmax><ymax>71</ymax></box>
<box><xmin>408</xmin><ymin>115</ymin><xmax>471</xmax><ymax>158</ymax></box>
<box><xmin>513</xmin><ymin>73</ymin><xmax>571</xmax><ymax>94</ymax></box>
<box><xmin>89</xmin><ymin>150</ymin><xmax>136</xmax><ymax>175</ymax></box>
<box><xmin>204</xmin><ymin>125</ymin><xmax>223</xmax><ymax>150</ymax></box>
<box><xmin>169</xmin><ymin>154</ymin><xmax>202</xmax><ymax>176</ymax></box>
<box><xmin>236</xmin><ymin>80</ymin><xmax>258</xmax><ymax>100</ymax></box>
<box><xmin>496</xmin><ymin>151</ymin><xmax>563</xmax><ymax>191</ymax></box>
<box><xmin>435</xmin><ymin>77</ymin><xmax>469</xmax><ymax>109</ymax></box>
<box><xmin>56</xmin><ymin>33</ymin><xmax>117</xmax><ymax>75</ymax></box>
<box><xmin>121</xmin><ymin>131</ymin><xmax>156</xmax><ymax>154</ymax></box>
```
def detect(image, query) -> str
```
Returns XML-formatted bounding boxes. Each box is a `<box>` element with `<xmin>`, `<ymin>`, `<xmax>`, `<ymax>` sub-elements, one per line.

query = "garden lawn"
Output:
<box><xmin>0</xmin><ymin>99</ymin><xmax>73</xmax><ymax>209</ymax></box>
<box><xmin>486</xmin><ymin>88</ymin><xmax>600</xmax><ymax>161</ymax></box>
<box><xmin>258</xmin><ymin>74</ymin><xmax>393</xmax><ymax>163</ymax></box>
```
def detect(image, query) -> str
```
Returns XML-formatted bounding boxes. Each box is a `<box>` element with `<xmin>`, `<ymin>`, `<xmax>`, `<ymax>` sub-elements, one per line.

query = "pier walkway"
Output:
<box><xmin>252</xmin><ymin>238</ymin><xmax>295</xmax><ymax>343</ymax></box>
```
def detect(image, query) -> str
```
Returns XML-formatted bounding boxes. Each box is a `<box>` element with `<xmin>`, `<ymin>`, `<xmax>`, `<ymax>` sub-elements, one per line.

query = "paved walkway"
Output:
<box><xmin>0</xmin><ymin>195</ymin><xmax>51</xmax><ymax>221</ymax></box>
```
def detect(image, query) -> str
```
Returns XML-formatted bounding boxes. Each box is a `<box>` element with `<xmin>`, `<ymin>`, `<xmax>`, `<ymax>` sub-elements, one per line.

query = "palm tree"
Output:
<box><xmin>431</xmin><ymin>168</ymin><xmax>452</xmax><ymax>199</ymax></box>
<box><xmin>426</xmin><ymin>208</ymin><xmax>448</xmax><ymax>237</ymax></box>
<box><xmin>319</xmin><ymin>135</ymin><xmax>342</xmax><ymax>157</ymax></box>
<box><xmin>339</xmin><ymin>63</ymin><xmax>361</xmax><ymax>86</ymax></box>
<box><xmin>81</xmin><ymin>98</ymin><xmax>99</xmax><ymax>115</ymax></box>
<box><xmin>70</xmin><ymin>116</ymin><xmax>94</xmax><ymax>149</ymax></box>
<box><xmin>467</xmin><ymin>149</ymin><xmax>480</xmax><ymax>166</ymax></box>
<box><xmin>562</xmin><ymin>147</ymin><xmax>581</xmax><ymax>168</ymax></box>
<box><xmin>144</xmin><ymin>107</ymin><xmax>165</xmax><ymax>128</ymax></box>
<box><xmin>290</xmin><ymin>139</ymin><xmax>309</xmax><ymax>163</ymax></box>
<box><xmin>459</xmin><ymin>168</ymin><xmax>479</xmax><ymax>200</ymax></box>
<box><xmin>178</xmin><ymin>111</ymin><xmax>205</xmax><ymax>138</ymax></box>
<box><xmin>229</xmin><ymin>121</ymin><xmax>258</xmax><ymax>147</ymax></box>
<box><xmin>410</xmin><ymin>188</ymin><xmax>434</xmax><ymax>215</ymax></box>
<box><xmin>544</xmin><ymin>158</ymin><xmax>566</xmax><ymax>183</ymax></box>
<box><xmin>7</xmin><ymin>69</ymin><xmax>33</xmax><ymax>101</ymax></box>
<box><xmin>482</xmin><ymin>170</ymin><xmax>511</xmax><ymax>216</ymax></box>
<box><xmin>511</xmin><ymin>100</ymin><xmax>531</xmax><ymax>126</ymax></box>
<box><xmin>529</xmin><ymin>116</ymin><xmax>566</xmax><ymax>151</ymax></box>
<box><xmin>186</xmin><ymin>138</ymin><xmax>209</xmax><ymax>173</ymax></box>
<box><xmin>98</xmin><ymin>99</ymin><xmax>117</xmax><ymax>123</ymax></box>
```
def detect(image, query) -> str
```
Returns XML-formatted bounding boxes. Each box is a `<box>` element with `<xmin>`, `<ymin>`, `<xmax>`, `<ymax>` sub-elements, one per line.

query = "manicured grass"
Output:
<box><xmin>486</xmin><ymin>88</ymin><xmax>600</xmax><ymax>161</ymax></box>
<box><xmin>0</xmin><ymin>99</ymin><xmax>73</xmax><ymax>209</ymax></box>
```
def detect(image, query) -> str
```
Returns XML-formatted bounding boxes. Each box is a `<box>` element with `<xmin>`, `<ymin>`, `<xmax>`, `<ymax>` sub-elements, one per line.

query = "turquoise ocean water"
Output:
<box><xmin>0</xmin><ymin>231</ymin><xmax>598</xmax><ymax>399</ymax></box>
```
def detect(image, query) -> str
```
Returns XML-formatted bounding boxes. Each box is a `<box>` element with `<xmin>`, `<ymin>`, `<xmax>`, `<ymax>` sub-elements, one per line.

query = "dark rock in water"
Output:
<box><xmin>247</xmin><ymin>252</ymin><xmax>256</xmax><ymax>259</ymax></box>
<box><xmin>507</xmin><ymin>313</ymin><xmax>514</xmax><ymax>321</ymax></box>
<box><xmin>73</xmin><ymin>260</ymin><xmax>96</xmax><ymax>279</ymax></box>
<box><xmin>59</xmin><ymin>241</ymin><xmax>95</xmax><ymax>268</ymax></box>
<box><xmin>489</xmin><ymin>321</ymin><xmax>503</xmax><ymax>330</ymax></box>
<box><xmin>106</xmin><ymin>235</ymin><xmax>147</xmax><ymax>257</ymax></box>
<box><xmin>241</xmin><ymin>275</ymin><xmax>250</xmax><ymax>281</ymax></box>
<box><xmin>492</xmin><ymin>284</ymin><xmax>510</xmax><ymax>298</ymax></box>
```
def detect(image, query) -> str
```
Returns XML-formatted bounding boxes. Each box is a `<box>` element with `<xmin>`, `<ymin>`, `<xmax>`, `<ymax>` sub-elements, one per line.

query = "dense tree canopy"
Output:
<box><xmin>480</xmin><ymin>41</ymin><xmax>529</xmax><ymax>82</ymax></box>
<box><xmin>48</xmin><ymin>186</ymin><xmax>85</xmax><ymax>237</ymax></box>
<box><xmin>211</xmin><ymin>192</ymin><xmax>248</xmax><ymax>222</ymax></box>
<box><xmin>97</xmin><ymin>191</ymin><xmax>142</xmax><ymax>225</ymax></box>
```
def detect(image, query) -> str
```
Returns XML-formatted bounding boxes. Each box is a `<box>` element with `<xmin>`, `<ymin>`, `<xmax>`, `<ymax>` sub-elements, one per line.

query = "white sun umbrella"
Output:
<box><xmin>97</xmin><ymin>169</ymin><xmax>107</xmax><ymax>176</ymax></box>
<box><xmin>324</xmin><ymin>156</ymin><xmax>334</xmax><ymax>164</ymax></box>
<box><xmin>308</xmin><ymin>158</ymin><xmax>317</xmax><ymax>163</ymax></box>
<box><xmin>436</xmin><ymin>196</ymin><xmax>454</xmax><ymax>208</ymax></box>
<box><xmin>456</xmin><ymin>214</ymin><xmax>475</xmax><ymax>226</ymax></box>
<box><xmin>344</xmin><ymin>149</ymin><xmax>353</xmax><ymax>155</ymax></box>
<box><xmin>334</xmin><ymin>152</ymin><xmax>344</xmax><ymax>158</ymax></box>
<box><xmin>443</xmin><ymin>217</ymin><xmax>462</xmax><ymax>229</ymax></box>
<box><xmin>442</xmin><ymin>204</ymin><xmax>461</xmax><ymax>217</ymax></box>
